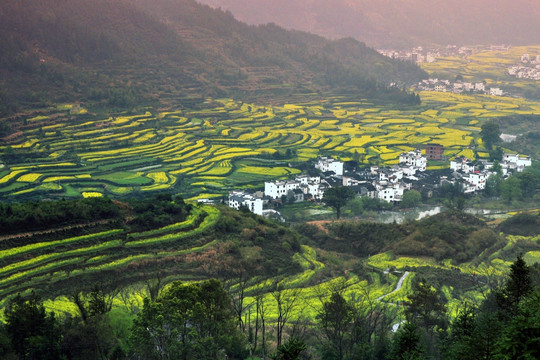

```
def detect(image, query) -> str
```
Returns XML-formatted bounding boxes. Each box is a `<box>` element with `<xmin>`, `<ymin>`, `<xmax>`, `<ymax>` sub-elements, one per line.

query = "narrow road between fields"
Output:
<box><xmin>376</xmin><ymin>271</ymin><xmax>410</xmax><ymax>302</ymax></box>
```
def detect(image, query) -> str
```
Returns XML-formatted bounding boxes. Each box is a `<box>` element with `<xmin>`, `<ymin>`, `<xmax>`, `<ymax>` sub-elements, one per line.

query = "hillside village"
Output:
<box><xmin>415</xmin><ymin>78</ymin><xmax>504</xmax><ymax>96</ymax></box>
<box><xmin>377</xmin><ymin>45</ymin><xmax>473</xmax><ymax>64</ymax></box>
<box><xmin>507</xmin><ymin>53</ymin><xmax>540</xmax><ymax>80</ymax></box>
<box><xmin>226</xmin><ymin>147</ymin><xmax>532</xmax><ymax>216</ymax></box>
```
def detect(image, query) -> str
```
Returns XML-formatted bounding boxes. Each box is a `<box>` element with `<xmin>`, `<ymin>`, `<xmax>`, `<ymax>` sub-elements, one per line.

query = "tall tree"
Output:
<box><xmin>496</xmin><ymin>289</ymin><xmax>540</xmax><ymax>360</ymax></box>
<box><xmin>401</xmin><ymin>190</ymin><xmax>422</xmax><ymax>208</ymax></box>
<box><xmin>4</xmin><ymin>292</ymin><xmax>62</xmax><ymax>360</ymax></box>
<box><xmin>501</xmin><ymin>176</ymin><xmax>522</xmax><ymax>203</ymax></box>
<box><xmin>317</xmin><ymin>291</ymin><xmax>355</xmax><ymax>360</ymax></box>
<box><xmin>405</xmin><ymin>279</ymin><xmax>447</xmax><ymax>333</ymax></box>
<box><xmin>405</xmin><ymin>278</ymin><xmax>447</xmax><ymax>358</ymax></box>
<box><xmin>64</xmin><ymin>285</ymin><xmax>125</xmax><ymax>360</ymax></box>
<box><xmin>130</xmin><ymin>279</ymin><xmax>247</xmax><ymax>360</ymax></box>
<box><xmin>390</xmin><ymin>322</ymin><xmax>424</xmax><ymax>360</ymax></box>
<box><xmin>322</xmin><ymin>186</ymin><xmax>355</xmax><ymax>219</ymax></box>
<box><xmin>496</xmin><ymin>254</ymin><xmax>533</xmax><ymax>315</ymax></box>
<box><xmin>272</xmin><ymin>286</ymin><xmax>301</xmax><ymax>349</ymax></box>
<box><xmin>480</xmin><ymin>122</ymin><xmax>501</xmax><ymax>150</ymax></box>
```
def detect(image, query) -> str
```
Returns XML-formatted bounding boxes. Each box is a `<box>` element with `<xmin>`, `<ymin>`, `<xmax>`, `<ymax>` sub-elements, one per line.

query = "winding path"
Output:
<box><xmin>376</xmin><ymin>271</ymin><xmax>410</xmax><ymax>332</ymax></box>
<box><xmin>376</xmin><ymin>271</ymin><xmax>410</xmax><ymax>302</ymax></box>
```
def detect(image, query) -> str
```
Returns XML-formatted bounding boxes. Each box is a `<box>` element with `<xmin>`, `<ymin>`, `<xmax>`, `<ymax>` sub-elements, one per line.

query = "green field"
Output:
<box><xmin>0</xmin><ymin>198</ymin><xmax>537</xmax><ymax>329</ymax></box>
<box><xmin>2</xmin><ymin>93</ymin><xmax>539</xmax><ymax>201</ymax></box>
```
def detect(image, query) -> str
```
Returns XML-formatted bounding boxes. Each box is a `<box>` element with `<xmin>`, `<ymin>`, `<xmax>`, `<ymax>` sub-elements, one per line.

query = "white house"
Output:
<box><xmin>296</xmin><ymin>175</ymin><xmax>320</xmax><ymax>185</ymax></box>
<box><xmin>475</xmin><ymin>83</ymin><xmax>486</xmax><ymax>91</ymax></box>
<box><xmin>500</xmin><ymin>134</ymin><xmax>517</xmax><ymax>143</ymax></box>
<box><xmin>342</xmin><ymin>176</ymin><xmax>361</xmax><ymax>187</ymax></box>
<box><xmin>462</xmin><ymin>82</ymin><xmax>474</xmax><ymax>91</ymax></box>
<box><xmin>377</xmin><ymin>184</ymin><xmax>405</xmax><ymax>203</ymax></box>
<box><xmin>228</xmin><ymin>191</ymin><xmax>264</xmax><ymax>215</ymax></box>
<box><xmin>401</xmin><ymin>166</ymin><xmax>417</xmax><ymax>177</ymax></box>
<box><xmin>265</xmin><ymin>181</ymin><xmax>286</xmax><ymax>199</ymax></box>
<box><xmin>490</xmin><ymin>87</ymin><xmax>503</xmax><ymax>96</ymax></box>
<box><xmin>435</xmin><ymin>84</ymin><xmax>447</xmax><ymax>92</ymax></box>
<box><xmin>315</xmin><ymin>157</ymin><xmax>344</xmax><ymax>175</ymax></box>
<box><xmin>264</xmin><ymin>180</ymin><xmax>300</xmax><ymax>199</ymax></box>
<box><xmin>502</xmin><ymin>153</ymin><xmax>532</xmax><ymax>172</ymax></box>
<box><xmin>450</xmin><ymin>157</ymin><xmax>475</xmax><ymax>173</ymax></box>
<box><xmin>466</xmin><ymin>172</ymin><xmax>488</xmax><ymax>191</ymax></box>
<box><xmin>399</xmin><ymin>150</ymin><xmax>427</xmax><ymax>171</ymax></box>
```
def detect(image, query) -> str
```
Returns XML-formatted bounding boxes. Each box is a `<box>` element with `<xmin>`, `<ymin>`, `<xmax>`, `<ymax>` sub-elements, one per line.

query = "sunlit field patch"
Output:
<box><xmin>1</xmin><ymin>89</ymin><xmax>539</xmax><ymax>199</ymax></box>
<box><xmin>16</xmin><ymin>173</ymin><xmax>42</xmax><ymax>182</ymax></box>
<box><xmin>82</xmin><ymin>192</ymin><xmax>103</xmax><ymax>198</ymax></box>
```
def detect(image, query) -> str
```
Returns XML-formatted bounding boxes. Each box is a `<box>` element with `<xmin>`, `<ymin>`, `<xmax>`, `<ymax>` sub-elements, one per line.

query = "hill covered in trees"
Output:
<box><xmin>0</xmin><ymin>0</ymin><xmax>426</xmax><ymax>115</ymax></box>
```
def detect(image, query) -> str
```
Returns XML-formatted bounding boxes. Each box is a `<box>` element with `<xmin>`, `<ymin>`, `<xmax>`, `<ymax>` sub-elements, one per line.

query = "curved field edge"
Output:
<box><xmin>0</xmin><ymin>204</ymin><xmax>220</xmax><ymax>299</ymax></box>
<box><xmin>2</xmin><ymin>94</ymin><xmax>539</xmax><ymax>201</ymax></box>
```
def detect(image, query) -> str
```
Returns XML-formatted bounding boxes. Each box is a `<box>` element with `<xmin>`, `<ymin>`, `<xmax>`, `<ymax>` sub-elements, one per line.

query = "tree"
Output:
<box><xmin>401</xmin><ymin>190</ymin><xmax>422</xmax><ymax>208</ymax></box>
<box><xmin>491</xmin><ymin>160</ymin><xmax>503</xmax><ymax>176</ymax></box>
<box><xmin>272</xmin><ymin>286</ymin><xmax>301</xmax><ymax>349</ymax></box>
<box><xmin>489</xmin><ymin>146</ymin><xmax>503</xmax><ymax>162</ymax></box>
<box><xmin>518</xmin><ymin>171</ymin><xmax>538</xmax><ymax>199</ymax></box>
<box><xmin>501</xmin><ymin>176</ymin><xmax>523</xmax><ymax>203</ymax></box>
<box><xmin>480</xmin><ymin>122</ymin><xmax>501</xmax><ymax>150</ymax></box>
<box><xmin>317</xmin><ymin>291</ymin><xmax>355</xmax><ymax>360</ymax></box>
<box><xmin>496</xmin><ymin>289</ymin><xmax>540</xmax><ymax>360</ymax></box>
<box><xmin>405</xmin><ymin>278</ymin><xmax>447</xmax><ymax>358</ymax></box>
<box><xmin>323</xmin><ymin>186</ymin><xmax>355</xmax><ymax>219</ymax></box>
<box><xmin>390</xmin><ymin>322</ymin><xmax>424</xmax><ymax>360</ymax></box>
<box><xmin>439</xmin><ymin>182</ymin><xmax>463</xmax><ymax>201</ymax></box>
<box><xmin>443</xmin><ymin>305</ymin><xmax>477</xmax><ymax>360</ymax></box>
<box><xmin>130</xmin><ymin>279</ymin><xmax>247</xmax><ymax>360</ymax></box>
<box><xmin>405</xmin><ymin>279</ymin><xmax>447</xmax><ymax>333</ymax></box>
<box><xmin>64</xmin><ymin>285</ymin><xmax>125</xmax><ymax>360</ymax></box>
<box><xmin>485</xmin><ymin>174</ymin><xmax>503</xmax><ymax>197</ymax></box>
<box><xmin>272</xmin><ymin>337</ymin><xmax>310</xmax><ymax>360</ymax></box>
<box><xmin>496</xmin><ymin>254</ymin><xmax>533</xmax><ymax>315</ymax></box>
<box><xmin>4</xmin><ymin>292</ymin><xmax>62</xmax><ymax>360</ymax></box>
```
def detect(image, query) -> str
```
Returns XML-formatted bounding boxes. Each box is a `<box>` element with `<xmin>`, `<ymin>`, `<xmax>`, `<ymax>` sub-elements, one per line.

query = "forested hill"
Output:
<box><xmin>0</xmin><ymin>0</ymin><xmax>426</xmax><ymax>114</ymax></box>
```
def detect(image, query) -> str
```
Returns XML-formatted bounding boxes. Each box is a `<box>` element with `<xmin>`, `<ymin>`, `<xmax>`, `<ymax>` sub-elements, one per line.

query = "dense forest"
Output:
<box><xmin>0</xmin><ymin>0</ymin><xmax>426</xmax><ymax>115</ymax></box>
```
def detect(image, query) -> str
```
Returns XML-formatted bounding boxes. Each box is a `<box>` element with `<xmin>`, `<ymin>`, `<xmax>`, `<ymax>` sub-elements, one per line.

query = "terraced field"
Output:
<box><xmin>0</xmin><ymin>204</ymin><xmax>220</xmax><ymax>307</ymax></box>
<box><xmin>0</xmin><ymin>194</ymin><xmax>537</xmax><ymax>328</ymax></box>
<box><xmin>2</xmin><ymin>94</ymin><xmax>539</xmax><ymax>201</ymax></box>
<box><xmin>421</xmin><ymin>45</ymin><xmax>540</xmax><ymax>96</ymax></box>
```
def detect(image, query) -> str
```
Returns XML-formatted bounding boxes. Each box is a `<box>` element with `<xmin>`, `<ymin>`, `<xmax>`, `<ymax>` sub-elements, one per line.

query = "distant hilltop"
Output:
<box><xmin>198</xmin><ymin>0</ymin><xmax>540</xmax><ymax>48</ymax></box>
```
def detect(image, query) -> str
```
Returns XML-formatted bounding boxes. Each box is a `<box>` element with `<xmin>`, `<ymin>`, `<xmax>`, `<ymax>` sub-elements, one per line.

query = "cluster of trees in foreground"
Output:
<box><xmin>0</xmin><ymin>255</ymin><xmax>538</xmax><ymax>360</ymax></box>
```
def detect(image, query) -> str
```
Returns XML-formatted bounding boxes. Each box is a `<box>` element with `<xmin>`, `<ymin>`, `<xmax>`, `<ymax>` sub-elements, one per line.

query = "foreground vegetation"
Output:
<box><xmin>1</xmin><ymin>247</ymin><xmax>538</xmax><ymax>359</ymax></box>
<box><xmin>0</xmin><ymin>194</ymin><xmax>538</xmax><ymax>358</ymax></box>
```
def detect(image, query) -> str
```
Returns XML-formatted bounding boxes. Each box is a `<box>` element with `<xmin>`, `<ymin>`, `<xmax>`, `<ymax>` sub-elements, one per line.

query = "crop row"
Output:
<box><xmin>128</xmin><ymin>206</ymin><xmax>204</xmax><ymax>239</ymax></box>
<box><xmin>125</xmin><ymin>206</ymin><xmax>220</xmax><ymax>247</ymax></box>
<box><xmin>0</xmin><ymin>206</ymin><xmax>222</xmax><ymax>298</ymax></box>
<box><xmin>2</xmin><ymin>93</ymin><xmax>540</xmax><ymax>199</ymax></box>
<box><xmin>0</xmin><ymin>229</ymin><xmax>123</xmax><ymax>261</ymax></box>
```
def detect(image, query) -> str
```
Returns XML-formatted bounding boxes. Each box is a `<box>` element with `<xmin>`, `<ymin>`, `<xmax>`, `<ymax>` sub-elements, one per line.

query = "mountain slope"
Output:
<box><xmin>197</xmin><ymin>0</ymin><xmax>540</xmax><ymax>48</ymax></box>
<box><xmin>0</xmin><ymin>0</ymin><xmax>426</xmax><ymax>114</ymax></box>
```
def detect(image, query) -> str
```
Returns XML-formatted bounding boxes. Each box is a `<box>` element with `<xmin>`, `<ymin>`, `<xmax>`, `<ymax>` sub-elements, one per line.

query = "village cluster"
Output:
<box><xmin>415</xmin><ymin>78</ymin><xmax>504</xmax><ymax>96</ymax></box>
<box><xmin>226</xmin><ymin>145</ymin><xmax>532</xmax><ymax>216</ymax></box>
<box><xmin>377</xmin><ymin>45</ymin><xmax>477</xmax><ymax>64</ymax></box>
<box><xmin>507</xmin><ymin>53</ymin><xmax>540</xmax><ymax>81</ymax></box>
